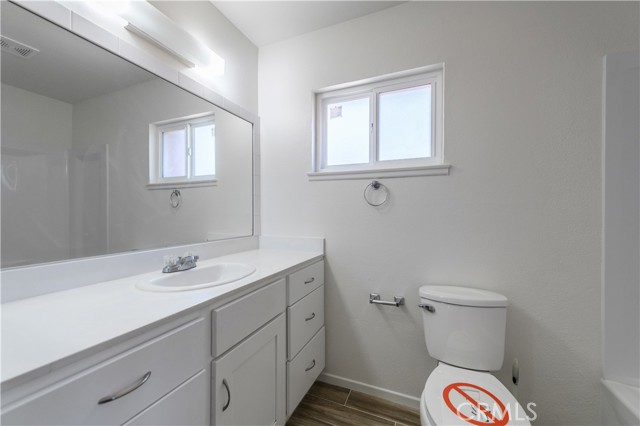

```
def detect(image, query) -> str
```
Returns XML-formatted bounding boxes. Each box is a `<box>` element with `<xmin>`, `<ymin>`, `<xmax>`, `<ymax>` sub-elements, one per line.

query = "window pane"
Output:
<box><xmin>378</xmin><ymin>85</ymin><xmax>432</xmax><ymax>161</ymax></box>
<box><xmin>193</xmin><ymin>123</ymin><xmax>216</xmax><ymax>176</ymax></box>
<box><xmin>326</xmin><ymin>97</ymin><xmax>370</xmax><ymax>166</ymax></box>
<box><xmin>162</xmin><ymin>128</ymin><xmax>187</xmax><ymax>178</ymax></box>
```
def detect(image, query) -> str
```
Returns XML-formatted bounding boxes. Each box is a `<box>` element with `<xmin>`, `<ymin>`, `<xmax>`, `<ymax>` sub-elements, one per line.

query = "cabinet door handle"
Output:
<box><xmin>97</xmin><ymin>371</ymin><xmax>151</xmax><ymax>405</ymax></box>
<box><xmin>222</xmin><ymin>379</ymin><xmax>231</xmax><ymax>412</ymax></box>
<box><xmin>305</xmin><ymin>359</ymin><xmax>316</xmax><ymax>372</ymax></box>
<box><xmin>304</xmin><ymin>277</ymin><xmax>315</xmax><ymax>284</ymax></box>
<box><xmin>305</xmin><ymin>312</ymin><xmax>316</xmax><ymax>321</ymax></box>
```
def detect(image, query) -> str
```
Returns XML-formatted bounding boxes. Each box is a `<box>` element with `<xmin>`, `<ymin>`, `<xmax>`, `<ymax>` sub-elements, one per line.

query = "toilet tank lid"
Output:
<box><xmin>419</xmin><ymin>285</ymin><xmax>508</xmax><ymax>307</ymax></box>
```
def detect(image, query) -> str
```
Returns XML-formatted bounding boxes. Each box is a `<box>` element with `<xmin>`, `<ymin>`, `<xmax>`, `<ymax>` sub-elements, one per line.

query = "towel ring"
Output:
<box><xmin>363</xmin><ymin>180</ymin><xmax>389</xmax><ymax>207</ymax></box>
<box><xmin>170</xmin><ymin>189</ymin><xmax>181</xmax><ymax>208</ymax></box>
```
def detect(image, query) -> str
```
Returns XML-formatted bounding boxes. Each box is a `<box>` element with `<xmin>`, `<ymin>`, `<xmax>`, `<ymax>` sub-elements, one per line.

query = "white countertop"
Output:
<box><xmin>1</xmin><ymin>248</ymin><xmax>323</xmax><ymax>388</ymax></box>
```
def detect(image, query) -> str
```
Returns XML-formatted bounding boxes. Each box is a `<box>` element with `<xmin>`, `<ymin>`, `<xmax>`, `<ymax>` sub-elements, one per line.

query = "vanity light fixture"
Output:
<box><xmin>91</xmin><ymin>0</ymin><xmax>225</xmax><ymax>76</ymax></box>
<box><xmin>124</xmin><ymin>22</ymin><xmax>196</xmax><ymax>68</ymax></box>
<box><xmin>121</xmin><ymin>1</ymin><xmax>224</xmax><ymax>76</ymax></box>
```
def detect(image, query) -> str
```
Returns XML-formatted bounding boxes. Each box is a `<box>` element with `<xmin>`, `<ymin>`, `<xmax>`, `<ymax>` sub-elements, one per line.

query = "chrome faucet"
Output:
<box><xmin>162</xmin><ymin>254</ymin><xmax>199</xmax><ymax>273</ymax></box>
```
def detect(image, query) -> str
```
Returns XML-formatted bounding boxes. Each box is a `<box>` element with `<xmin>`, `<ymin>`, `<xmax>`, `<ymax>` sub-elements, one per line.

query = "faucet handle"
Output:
<box><xmin>183</xmin><ymin>252</ymin><xmax>199</xmax><ymax>261</ymax></box>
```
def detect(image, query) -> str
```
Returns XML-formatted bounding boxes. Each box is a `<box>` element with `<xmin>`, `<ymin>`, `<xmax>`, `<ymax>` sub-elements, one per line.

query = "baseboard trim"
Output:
<box><xmin>318</xmin><ymin>372</ymin><xmax>421</xmax><ymax>410</ymax></box>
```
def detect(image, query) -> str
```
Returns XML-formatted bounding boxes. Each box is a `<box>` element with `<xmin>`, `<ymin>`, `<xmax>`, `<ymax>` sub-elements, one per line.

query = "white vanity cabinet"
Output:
<box><xmin>1</xmin><ymin>317</ymin><xmax>209</xmax><ymax>426</ymax></box>
<box><xmin>1</xmin><ymin>252</ymin><xmax>325</xmax><ymax>426</ymax></box>
<box><xmin>211</xmin><ymin>278</ymin><xmax>287</xmax><ymax>426</ymax></box>
<box><xmin>286</xmin><ymin>260</ymin><xmax>326</xmax><ymax>417</ymax></box>
<box><xmin>209</xmin><ymin>260</ymin><xmax>326</xmax><ymax>425</ymax></box>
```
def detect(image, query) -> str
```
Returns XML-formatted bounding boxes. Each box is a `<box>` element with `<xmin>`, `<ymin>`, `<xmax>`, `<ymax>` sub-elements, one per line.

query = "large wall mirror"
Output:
<box><xmin>1</xmin><ymin>2</ymin><xmax>254</xmax><ymax>269</ymax></box>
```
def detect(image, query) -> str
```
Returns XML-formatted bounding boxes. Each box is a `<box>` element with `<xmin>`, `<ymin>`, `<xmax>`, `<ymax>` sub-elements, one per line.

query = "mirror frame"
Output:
<box><xmin>1</xmin><ymin>0</ymin><xmax>259</xmax><ymax>301</ymax></box>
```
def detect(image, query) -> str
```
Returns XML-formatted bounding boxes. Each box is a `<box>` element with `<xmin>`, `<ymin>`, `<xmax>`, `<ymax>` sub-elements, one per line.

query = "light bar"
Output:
<box><xmin>94</xmin><ymin>0</ymin><xmax>225</xmax><ymax>76</ymax></box>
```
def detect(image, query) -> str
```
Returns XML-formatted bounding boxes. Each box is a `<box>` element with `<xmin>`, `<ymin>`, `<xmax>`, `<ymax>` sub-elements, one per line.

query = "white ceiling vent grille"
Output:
<box><xmin>1</xmin><ymin>36</ymin><xmax>39</xmax><ymax>59</ymax></box>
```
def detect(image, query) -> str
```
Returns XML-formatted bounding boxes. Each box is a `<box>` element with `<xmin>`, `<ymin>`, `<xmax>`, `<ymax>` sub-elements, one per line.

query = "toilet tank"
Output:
<box><xmin>419</xmin><ymin>285</ymin><xmax>508</xmax><ymax>371</ymax></box>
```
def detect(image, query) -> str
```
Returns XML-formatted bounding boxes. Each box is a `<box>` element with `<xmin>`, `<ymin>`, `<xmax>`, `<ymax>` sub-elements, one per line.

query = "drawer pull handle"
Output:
<box><xmin>97</xmin><ymin>371</ymin><xmax>151</xmax><ymax>405</ymax></box>
<box><xmin>305</xmin><ymin>359</ymin><xmax>316</xmax><ymax>372</ymax></box>
<box><xmin>305</xmin><ymin>312</ymin><xmax>316</xmax><ymax>321</ymax></box>
<box><xmin>222</xmin><ymin>379</ymin><xmax>231</xmax><ymax>412</ymax></box>
<box><xmin>304</xmin><ymin>277</ymin><xmax>315</xmax><ymax>284</ymax></box>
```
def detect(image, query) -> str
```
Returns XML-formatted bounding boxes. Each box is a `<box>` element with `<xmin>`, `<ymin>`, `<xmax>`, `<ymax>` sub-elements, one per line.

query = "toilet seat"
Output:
<box><xmin>421</xmin><ymin>364</ymin><xmax>531</xmax><ymax>426</ymax></box>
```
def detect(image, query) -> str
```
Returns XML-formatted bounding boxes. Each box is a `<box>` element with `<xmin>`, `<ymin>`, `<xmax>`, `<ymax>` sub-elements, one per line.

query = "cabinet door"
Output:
<box><xmin>213</xmin><ymin>314</ymin><xmax>286</xmax><ymax>426</ymax></box>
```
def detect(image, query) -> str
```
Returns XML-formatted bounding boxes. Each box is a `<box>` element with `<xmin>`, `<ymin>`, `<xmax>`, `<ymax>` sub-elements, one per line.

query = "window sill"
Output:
<box><xmin>146</xmin><ymin>179</ymin><xmax>218</xmax><ymax>190</ymax></box>
<box><xmin>307</xmin><ymin>164</ymin><xmax>451</xmax><ymax>181</ymax></box>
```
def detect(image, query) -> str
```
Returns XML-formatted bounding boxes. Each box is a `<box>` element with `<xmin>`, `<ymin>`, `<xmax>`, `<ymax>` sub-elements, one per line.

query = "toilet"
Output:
<box><xmin>419</xmin><ymin>285</ymin><xmax>531</xmax><ymax>426</ymax></box>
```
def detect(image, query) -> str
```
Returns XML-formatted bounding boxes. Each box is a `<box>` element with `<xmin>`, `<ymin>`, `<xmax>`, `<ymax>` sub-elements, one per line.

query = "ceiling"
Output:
<box><xmin>211</xmin><ymin>1</ymin><xmax>405</xmax><ymax>47</ymax></box>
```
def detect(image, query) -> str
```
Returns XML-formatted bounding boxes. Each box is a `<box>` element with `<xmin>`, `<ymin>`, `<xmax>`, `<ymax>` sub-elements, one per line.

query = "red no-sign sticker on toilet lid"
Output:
<box><xmin>443</xmin><ymin>382</ymin><xmax>510</xmax><ymax>426</ymax></box>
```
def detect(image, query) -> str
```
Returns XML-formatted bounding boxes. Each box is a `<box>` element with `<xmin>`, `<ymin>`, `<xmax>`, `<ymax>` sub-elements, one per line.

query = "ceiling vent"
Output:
<box><xmin>1</xmin><ymin>36</ymin><xmax>39</xmax><ymax>59</ymax></box>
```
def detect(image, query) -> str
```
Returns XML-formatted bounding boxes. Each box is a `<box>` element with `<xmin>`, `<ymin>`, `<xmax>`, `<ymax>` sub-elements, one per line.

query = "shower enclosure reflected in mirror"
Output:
<box><xmin>1</xmin><ymin>2</ymin><xmax>254</xmax><ymax>268</ymax></box>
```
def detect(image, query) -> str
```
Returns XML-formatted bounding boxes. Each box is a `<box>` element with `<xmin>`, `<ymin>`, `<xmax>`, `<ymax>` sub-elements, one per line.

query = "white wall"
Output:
<box><xmin>602</xmin><ymin>51</ymin><xmax>639</xmax><ymax>387</ymax></box>
<box><xmin>258</xmin><ymin>2</ymin><xmax>639</xmax><ymax>425</ymax></box>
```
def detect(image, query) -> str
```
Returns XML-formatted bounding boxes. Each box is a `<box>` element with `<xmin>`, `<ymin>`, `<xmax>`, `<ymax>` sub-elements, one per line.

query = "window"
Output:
<box><xmin>310</xmin><ymin>65</ymin><xmax>448</xmax><ymax>179</ymax></box>
<box><xmin>149</xmin><ymin>114</ymin><xmax>216</xmax><ymax>188</ymax></box>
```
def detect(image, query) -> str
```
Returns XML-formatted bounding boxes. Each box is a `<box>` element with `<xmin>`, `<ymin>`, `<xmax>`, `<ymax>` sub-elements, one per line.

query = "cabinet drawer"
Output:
<box><xmin>287</xmin><ymin>261</ymin><xmax>324</xmax><ymax>305</ymax></box>
<box><xmin>287</xmin><ymin>285</ymin><xmax>324</xmax><ymax>359</ymax></box>
<box><xmin>213</xmin><ymin>279</ymin><xmax>286</xmax><ymax>357</ymax></box>
<box><xmin>124</xmin><ymin>369</ymin><xmax>209</xmax><ymax>426</ymax></box>
<box><xmin>287</xmin><ymin>327</ymin><xmax>325</xmax><ymax>416</ymax></box>
<box><xmin>2</xmin><ymin>318</ymin><xmax>207</xmax><ymax>426</ymax></box>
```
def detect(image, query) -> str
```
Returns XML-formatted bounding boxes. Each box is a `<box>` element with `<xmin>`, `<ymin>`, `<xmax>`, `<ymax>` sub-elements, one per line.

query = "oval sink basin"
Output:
<box><xmin>136</xmin><ymin>262</ymin><xmax>256</xmax><ymax>292</ymax></box>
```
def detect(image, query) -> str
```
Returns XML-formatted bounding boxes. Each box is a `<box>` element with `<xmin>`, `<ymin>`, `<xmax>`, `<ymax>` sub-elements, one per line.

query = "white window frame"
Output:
<box><xmin>309</xmin><ymin>65</ymin><xmax>449</xmax><ymax>180</ymax></box>
<box><xmin>148</xmin><ymin>113</ymin><xmax>217</xmax><ymax>189</ymax></box>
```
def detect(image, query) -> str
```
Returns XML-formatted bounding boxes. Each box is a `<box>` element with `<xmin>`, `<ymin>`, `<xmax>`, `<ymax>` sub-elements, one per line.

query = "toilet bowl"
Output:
<box><xmin>419</xmin><ymin>286</ymin><xmax>531</xmax><ymax>426</ymax></box>
<box><xmin>420</xmin><ymin>363</ymin><xmax>531</xmax><ymax>426</ymax></box>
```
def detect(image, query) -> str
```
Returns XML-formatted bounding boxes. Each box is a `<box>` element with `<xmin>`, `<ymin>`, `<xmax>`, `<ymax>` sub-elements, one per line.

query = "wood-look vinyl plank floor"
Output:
<box><xmin>296</xmin><ymin>395</ymin><xmax>395</xmax><ymax>426</ymax></box>
<box><xmin>288</xmin><ymin>409</ymin><xmax>337</xmax><ymax>426</ymax></box>
<box><xmin>307</xmin><ymin>382</ymin><xmax>350</xmax><ymax>405</ymax></box>
<box><xmin>345</xmin><ymin>391</ymin><xmax>421</xmax><ymax>426</ymax></box>
<box><xmin>286</xmin><ymin>382</ymin><xmax>421</xmax><ymax>426</ymax></box>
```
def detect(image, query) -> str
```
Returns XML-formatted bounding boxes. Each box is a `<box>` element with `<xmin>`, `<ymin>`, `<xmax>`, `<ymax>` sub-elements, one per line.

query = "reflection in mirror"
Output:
<box><xmin>1</xmin><ymin>2</ymin><xmax>254</xmax><ymax>268</ymax></box>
